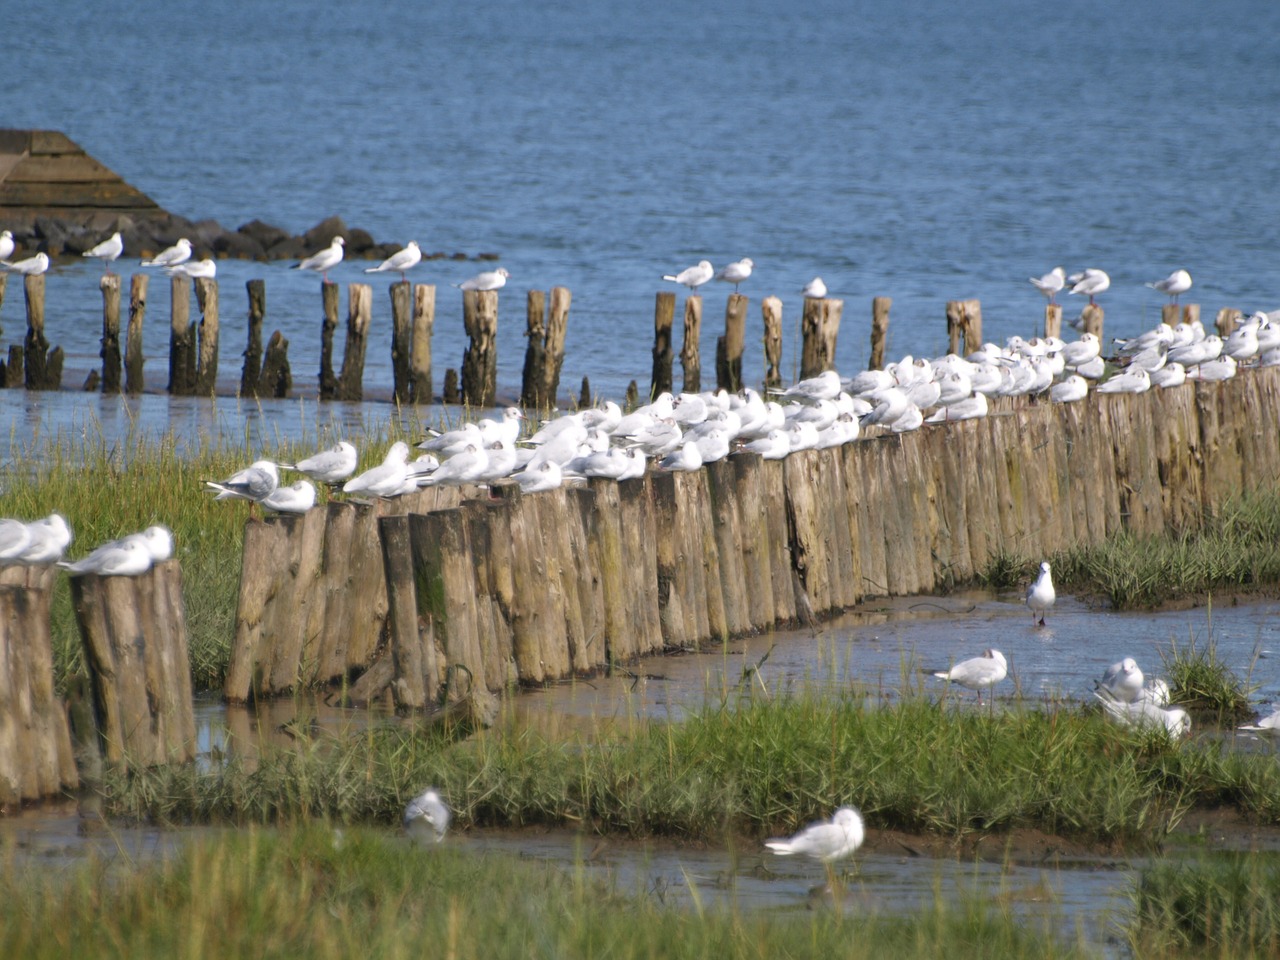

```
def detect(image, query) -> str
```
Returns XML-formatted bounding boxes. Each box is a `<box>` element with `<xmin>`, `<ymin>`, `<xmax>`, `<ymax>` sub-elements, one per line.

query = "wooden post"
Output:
<box><xmin>1160</xmin><ymin>304</ymin><xmax>1180</xmax><ymax>328</ymax></box>
<box><xmin>1215</xmin><ymin>307</ymin><xmax>1240</xmax><ymax>338</ymax></box>
<box><xmin>651</xmin><ymin>291</ymin><xmax>675</xmax><ymax>398</ymax></box>
<box><xmin>461</xmin><ymin>289</ymin><xmax>499</xmax><ymax>408</ymax></box>
<box><xmin>800</xmin><ymin>297</ymin><xmax>842</xmax><ymax>378</ymax></box>
<box><xmin>870</xmin><ymin>296</ymin><xmax>891</xmax><ymax>370</ymax></box>
<box><xmin>167</xmin><ymin>275</ymin><xmax>195</xmax><ymax>395</ymax></box>
<box><xmin>1044</xmin><ymin>303</ymin><xmax>1062</xmax><ymax>340</ymax></box>
<box><xmin>260</xmin><ymin>330</ymin><xmax>292</xmax><ymax>398</ymax></box>
<box><xmin>336</xmin><ymin>283</ymin><xmax>372</xmax><ymax>401</ymax></box>
<box><xmin>1080</xmin><ymin>304</ymin><xmax>1104</xmax><ymax>340</ymax></box>
<box><xmin>319</xmin><ymin>280</ymin><xmax>340</xmax><ymax>399</ymax></box>
<box><xmin>762</xmin><ymin>296</ymin><xmax>783</xmax><ymax>389</ymax></box>
<box><xmin>100</xmin><ymin>274</ymin><xmax>122</xmax><ymax>393</ymax></box>
<box><xmin>544</xmin><ymin>286</ymin><xmax>570</xmax><ymax>406</ymax></box>
<box><xmin>0</xmin><ymin>272</ymin><xmax>6</xmax><ymax>341</ymax></box>
<box><xmin>3</xmin><ymin>345</ymin><xmax>22</xmax><ymax>388</ymax></box>
<box><xmin>411</xmin><ymin>284</ymin><xmax>434</xmax><ymax>403</ymax></box>
<box><xmin>521</xmin><ymin>289</ymin><xmax>547</xmax><ymax>408</ymax></box>
<box><xmin>1181</xmin><ymin>304</ymin><xmax>1200</xmax><ymax>328</ymax></box>
<box><xmin>126</xmin><ymin>273</ymin><xmax>147</xmax><ymax>394</ymax></box>
<box><xmin>410</xmin><ymin>510</ymin><xmax>487</xmax><ymax>686</ymax></box>
<box><xmin>194</xmin><ymin>277</ymin><xmax>219</xmax><ymax>395</ymax></box>
<box><xmin>945</xmin><ymin>299</ymin><xmax>983</xmax><ymax>356</ymax></box>
<box><xmin>23</xmin><ymin>274</ymin><xmax>62</xmax><ymax>390</ymax></box>
<box><xmin>241</xmin><ymin>279</ymin><xmax>265</xmax><ymax>397</ymax></box>
<box><xmin>715</xmin><ymin>292</ymin><xmax>748</xmax><ymax>393</ymax></box>
<box><xmin>680</xmin><ymin>295</ymin><xmax>702</xmax><ymax>394</ymax></box>
<box><xmin>390</xmin><ymin>281</ymin><xmax>413</xmax><ymax>404</ymax></box>
<box><xmin>379</xmin><ymin>515</ymin><xmax>435</xmax><ymax>710</ymax></box>
<box><xmin>443</xmin><ymin>368</ymin><xmax>460</xmax><ymax>404</ymax></box>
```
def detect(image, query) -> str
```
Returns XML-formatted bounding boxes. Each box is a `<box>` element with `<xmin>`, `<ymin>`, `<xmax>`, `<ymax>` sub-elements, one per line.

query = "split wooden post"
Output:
<box><xmin>167</xmin><ymin>275</ymin><xmax>195</xmax><ymax>394</ymax></box>
<box><xmin>390</xmin><ymin>281</ymin><xmax>413</xmax><ymax>404</ymax></box>
<box><xmin>651</xmin><ymin>291</ymin><xmax>676</xmax><ymax>398</ymax></box>
<box><xmin>1181</xmin><ymin>304</ymin><xmax>1200</xmax><ymax>328</ymax></box>
<box><xmin>1216</xmin><ymin>307</ymin><xmax>1240</xmax><ymax>338</ymax></box>
<box><xmin>680</xmin><ymin>295</ymin><xmax>702</xmax><ymax>393</ymax></box>
<box><xmin>800</xmin><ymin>296</ymin><xmax>842</xmax><ymax>378</ymax></box>
<box><xmin>241</xmin><ymin>279</ymin><xmax>265</xmax><ymax>397</ymax></box>
<box><xmin>521</xmin><ymin>289</ymin><xmax>547</xmax><ymax>408</ymax></box>
<box><xmin>543</xmin><ymin>286</ymin><xmax>571</xmax><ymax>406</ymax></box>
<box><xmin>1044</xmin><ymin>303</ymin><xmax>1062</xmax><ymax>340</ymax></box>
<box><xmin>318</xmin><ymin>281</ymin><xmax>340</xmax><ymax>399</ymax></box>
<box><xmin>715</xmin><ymin>292</ymin><xmax>748</xmax><ymax>392</ymax></box>
<box><xmin>1080</xmin><ymin>303</ymin><xmax>1104</xmax><ymax>340</ymax></box>
<box><xmin>194</xmin><ymin>277</ymin><xmax>219</xmax><ymax>395</ymax></box>
<box><xmin>461</xmin><ymin>289</ymin><xmax>499</xmax><ymax>408</ymax></box>
<box><xmin>945</xmin><ymin>299</ymin><xmax>982</xmax><ymax>357</ymax></box>
<box><xmin>23</xmin><ymin>274</ymin><xmax>62</xmax><ymax>390</ymax></box>
<box><xmin>125</xmin><ymin>273</ymin><xmax>147</xmax><ymax>393</ymax></box>
<box><xmin>870</xmin><ymin>296</ymin><xmax>891</xmax><ymax>370</ymax></box>
<box><xmin>335</xmin><ymin>283</ymin><xmax>372</xmax><ymax>401</ymax></box>
<box><xmin>411</xmin><ymin>284</ymin><xmax>435</xmax><ymax>403</ymax></box>
<box><xmin>100</xmin><ymin>273</ymin><xmax>122</xmax><ymax>393</ymax></box>
<box><xmin>260</xmin><ymin>331</ymin><xmax>292</xmax><ymax>398</ymax></box>
<box><xmin>762</xmin><ymin>296</ymin><xmax>783</xmax><ymax>389</ymax></box>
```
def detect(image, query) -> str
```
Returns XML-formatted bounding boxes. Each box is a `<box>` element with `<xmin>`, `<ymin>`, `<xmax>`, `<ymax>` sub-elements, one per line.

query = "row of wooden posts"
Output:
<box><xmin>4</xmin><ymin>361</ymin><xmax>1278</xmax><ymax>806</ymax></box>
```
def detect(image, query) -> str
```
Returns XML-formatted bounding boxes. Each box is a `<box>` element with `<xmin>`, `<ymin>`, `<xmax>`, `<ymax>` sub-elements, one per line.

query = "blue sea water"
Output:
<box><xmin>3</xmin><ymin>0</ymin><xmax>1279</xmax><ymax>420</ymax></box>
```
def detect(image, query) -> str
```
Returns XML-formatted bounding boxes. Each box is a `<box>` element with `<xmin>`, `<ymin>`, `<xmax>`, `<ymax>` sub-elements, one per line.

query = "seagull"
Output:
<box><xmin>776</xmin><ymin>369</ymin><xmax>842</xmax><ymax>403</ymax></box>
<box><xmin>1029</xmin><ymin>267</ymin><xmax>1066</xmax><ymax>303</ymax></box>
<box><xmin>1149</xmin><ymin>362</ymin><xmax>1186</xmax><ymax>389</ymax></box>
<box><xmin>293</xmin><ymin>236</ymin><xmax>345</xmax><ymax>281</ymax></box>
<box><xmin>454</xmin><ymin>266</ymin><xmax>509</xmax><ymax>291</ymax></box>
<box><xmin>802</xmin><ymin>276</ymin><xmax>828</xmax><ymax>299</ymax></box>
<box><xmin>715</xmin><ymin>258</ymin><xmax>753</xmax><ymax>293</ymax></box>
<box><xmin>365</xmin><ymin>241</ymin><xmax>422</xmax><ymax>282</ymax></box>
<box><xmin>260</xmin><ymin>480</ymin><xmax>318</xmax><ymax>514</ymax></box>
<box><xmin>1096</xmin><ymin>367</ymin><xmax>1150</xmax><ymax>394</ymax></box>
<box><xmin>0</xmin><ymin>518</ymin><xmax>32</xmax><ymax>560</ymax></box>
<box><xmin>57</xmin><ymin>537</ymin><xmax>153</xmax><ymax>577</ymax></box>
<box><xmin>930</xmin><ymin>649</ymin><xmax>1008</xmax><ymax>703</ymax></box>
<box><xmin>403</xmin><ymin>787</ymin><xmax>450</xmax><ymax>843</ymax></box>
<box><xmin>1145</xmin><ymin>269</ymin><xmax>1192</xmax><ymax>304</ymax></box>
<box><xmin>83</xmin><ymin>231</ymin><xmax>124</xmax><ymax>274</ymax></box>
<box><xmin>765</xmin><ymin>807</ymin><xmax>864</xmax><ymax>865</ymax></box>
<box><xmin>741</xmin><ymin>429</ymin><xmax>791</xmax><ymax>460</ymax></box>
<box><xmin>511</xmin><ymin>459</ymin><xmax>564</xmax><ymax>493</ymax></box>
<box><xmin>662</xmin><ymin>260</ymin><xmax>714</xmax><ymax>292</ymax></box>
<box><xmin>1185</xmin><ymin>355</ymin><xmax>1237</xmax><ymax>382</ymax></box>
<box><xmin>0</xmin><ymin>230</ymin><xmax>14</xmax><ymax>261</ymax></box>
<box><xmin>1</xmin><ymin>252</ymin><xmax>50</xmax><ymax>276</ymax></box>
<box><xmin>1095</xmin><ymin>688</ymin><xmax>1190</xmax><ymax>738</ymax></box>
<box><xmin>166</xmin><ymin>259</ymin><xmax>217</xmax><ymax>279</ymax></box>
<box><xmin>1095</xmin><ymin>657</ymin><xmax>1145</xmax><ymax>703</ymax></box>
<box><xmin>343</xmin><ymin>441</ymin><xmax>410</xmax><ymax>498</ymax></box>
<box><xmin>658</xmin><ymin>440</ymin><xmax>703</xmax><ymax>472</ymax></box>
<box><xmin>142</xmin><ymin>238</ymin><xmax>193</xmax><ymax>268</ymax></box>
<box><xmin>1059</xmin><ymin>333</ymin><xmax>1101</xmax><ymax>368</ymax></box>
<box><xmin>420</xmin><ymin>443</ymin><xmax>490</xmax><ymax>487</ymax></box>
<box><xmin>282</xmin><ymin>441</ymin><xmax>359</xmax><ymax>485</ymax></box>
<box><xmin>1239</xmin><ymin>704</ymin><xmax>1280</xmax><ymax>734</ymax></box>
<box><xmin>17</xmin><ymin>514</ymin><xmax>74</xmax><ymax>564</ymax></box>
<box><xmin>1068</xmin><ymin>268</ymin><xmax>1110</xmax><ymax>305</ymax></box>
<box><xmin>206</xmin><ymin>460</ymin><xmax>280</xmax><ymax>502</ymax></box>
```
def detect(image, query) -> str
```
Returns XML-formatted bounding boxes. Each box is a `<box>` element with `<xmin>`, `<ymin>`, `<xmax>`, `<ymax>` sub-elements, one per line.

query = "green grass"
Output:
<box><xmin>0</xmin><ymin>824</ymin><xmax>1088</xmax><ymax>960</ymax></box>
<box><xmin>1130</xmin><ymin>853</ymin><xmax>1280</xmax><ymax>956</ymax></box>
<box><xmin>95</xmin><ymin>698</ymin><xmax>1280</xmax><ymax>847</ymax></box>
<box><xmin>1162</xmin><ymin>625</ymin><xmax>1255</xmax><ymax>725</ymax></box>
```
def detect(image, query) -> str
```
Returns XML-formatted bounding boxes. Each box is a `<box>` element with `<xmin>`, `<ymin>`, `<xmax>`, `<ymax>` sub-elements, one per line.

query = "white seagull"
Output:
<box><xmin>2</xmin><ymin>251</ymin><xmax>50</xmax><ymax>276</ymax></box>
<box><xmin>343</xmin><ymin>441</ymin><xmax>411</xmax><ymax>498</ymax></box>
<box><xmin>0</xmin><ymin>518</ymin><xmax>32</xmax><ymax>560</ymax></box>
<box><xmin>293</xmin><ymin>236</ymin><xmax>345</xmax><ymax>281</ymax></box>
<box><xmin>365</xmin><ymin>241</ymin><xmax>422</xmax><ymax>282</ymax></box>
<box><xmin>283</xmin><ymin>441</ymin><xmax>359</xmax><ymax>485</ymax></box>
<box><xmin>58</xmin><ymin>537</ymin><xmax>153</xmax><ymax>577</ymax></box>
<box><xmin>802</xmin><ymin>276</ymin><xmax>828</xmax><ymax>299</ymax></box>
<box><xmin>83</xmin><ymin>232</ymin><xmax>124</xmax><ymax>274</ymax></box>
<box><xmin>206</xmin><ymin>460</ymin><xmax>280</xmax><ymax>502</ymax></box>
<box><xmin>1025</xmin><ymin>560</ymin><xmax>1055</xmax><ymax>626</ymax></box>
<box><xmin>1145</xmin><ymin>269</ymin><xmax>1192</xmax><ymax>303</ymax></box>
<box><xmin>142</xmin><ymin>238</ymin><xmax>193</xmax><ymax>268</ymax></box>
<box><xmin>715</xmin><ymin>258</ymin><xmax>753</xmax><ymax>293</ymax></box>
<box><xmin>403</xmin><ymin>788</ymin><xmax>451</xmax><ymax>843</ymax></box>
<box><xmin>1239</xmin><ymin>705</ymin><xmax>1280</xmax><ymax>734</ymax></box>
<box><xmin>0</xmin><ymin>230</ymin><xmax>15</xmax><ymax>261</ymax></box>
<box><xmin>1050</xmin><ymin>375</ymin><xmax>1089</xmax><ymax>403</ymax></box>
<box><xmin>1068</xmin><ymin>268</ymin><xmax>1110</xmax><ymax>305</ymax></box>
<box><xmin>765</xmin><ymin>807</ymin><xmax>864</xmax><ymax>864</ymax></box>
<box><xmin>454</xmin><ymin>266</ymin><xmax>509</xmax><ymax>291</ymax></box>
<box><xmin>17</xmin><ymin>514</ymin><xmax>74</xmax><ymax>564</ymax></box>
<box><xmin>662</xmin><ymin>260</ymin><xmax>714</xmax><ymax>292</ymax></box>
<box><xmin>166</xmin><ymin>259</ymin><xmax>217</xmax><ymax>279</ymax></box>
<box><xmin>931</xmin><ymin>649</ymin><xmax>1008</xmax><ymax>703</ymax></box>
<box><xmin>1095</xmin><ymin>688</ymin><xmax>1190</xmax><ymax>738</ymax></box>
<box><xmin>261</xmin><ymin>480</ymin><xmax>318</xmax><ymax>514</ymax></box>
<box><xmin>1095</xmin><ymin>657</ymin><xmax>1145</xmax><ymax>703</ymax></box>
<box><xmin>1029</xmin><ymin>267</ymin><xmax>1066</xmax><ymax>303</ymax></box>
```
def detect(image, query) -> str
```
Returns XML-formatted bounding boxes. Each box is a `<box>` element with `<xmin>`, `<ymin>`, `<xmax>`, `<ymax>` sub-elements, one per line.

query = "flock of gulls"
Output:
<box><xmin>0</xmin><ymin>514</ymin><xmax>173</xmax><ymax>577</ymax></box>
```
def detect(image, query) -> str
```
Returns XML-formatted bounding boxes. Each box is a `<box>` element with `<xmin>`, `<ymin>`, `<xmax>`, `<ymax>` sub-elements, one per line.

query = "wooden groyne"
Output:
<box><xmin>227</xmin><ymin>367</ymin><xmax>1280</xmax><ymax>709</ymax></box>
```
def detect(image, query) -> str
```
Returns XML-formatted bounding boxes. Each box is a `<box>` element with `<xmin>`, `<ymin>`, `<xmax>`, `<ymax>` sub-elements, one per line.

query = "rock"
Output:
<box><xmin>344</xmin><ymin>227</ymin><xmax>375</xmax><ymax>255</ymax></box>
<box><xmin>302</xmin><ymin>215</ymin><xmax>348</xmax><ymax>248</ymax></box>
<box><xmin>189</xmin><ymin>219</ymin><xmax>228</xmax><ymax>248</ymax></box>
<box><xmin>477</xmin><ymin>252</ymin><xmax>501</xmax><ymax>261</ymax></box>
<box><xmin>33</xmin><ymin>216</ymin><xmax>76</xmax><ymax>253</ymax></box>
<box><xmin>238</xmin><ymin>219</ymin><xmax>290</xmax><ymax>251</ymax></box>
<box><xmin>266</xmin><ymin>236</ymin><xmax>312</xmax><ymax>262</ymax></box>
<box><xmin>213</xmin><ymin>230</ymin><xmax>267</xmax><ymax>261</ymax></box>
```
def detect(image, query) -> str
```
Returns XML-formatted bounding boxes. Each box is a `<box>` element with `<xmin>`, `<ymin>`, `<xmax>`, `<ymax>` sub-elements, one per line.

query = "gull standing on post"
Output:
<box><xmin>282</xmin><ymin>441</ymin><xmax>359</xmax><ymax>486</ymax></box>
<box><xmin>1145</xmin><ymin>269</ymin><xmax>1192</xmax><ymax>304</ymax></box>
<box><xmin>1</xmin><ymin>252</ymin><xmax>49</xmax><ymax>276</ymax></box>
<box><xmin>343</xmin><ymin>442</ymin><xmax>411</xmax><ymax>498</ymax></box>
<box><xmin>454</xmin><ymin>266</ymin><xmax>509</xmax><ymax>291</ymax></box>
<box><xmin>83</xmin><ymin>231</ymin><xmax>124</xmax><ymax>275</ymax></box>
<box><xmin>1026</xmin><ymin>561</ymin><xmax>1055</xmax><ymax>626</ymax></box>
<box><xmin>206</xmin><ymin>460</ymin><xmax>280</xmax><ymax>503</ymax></box>
<box><xmin>261</xmin><ymin>480</ymin><xmax>318</xmax><ymax>514</ymax></box>
<box><xmin>142</xmin><ymin>238</ymin><xmax>193</xmax><ymax>269</ymax></box>
<box><xmin>662</xmin><ymin>260</ymin><xmax>714</xmax><ymax>292</ymax></box>
<box><xmin>365</xmin><ymin>241</ymin><xmax>422</xmax><ymax>282</ymax></box>
<box><xmin>802</xmin><ymin>277</ymin><xmax>828</xmax><ymax>299</ymax></box>
<box><xmin>167</xmin><ymin>259</ymin><xmax>217</xmax><ymax>279</ymax></box>
<box><xmin>1029</xmin><ymin>267</ymin><xmax>1066</xmax><ymax>303</ymax></box>
<box><xmin>929</xmin><ymin>649</ymin><xmax>1008</xmax><ymax>703</ymax></box>
<box><xmin>715</xmin><ymin>258</ymin><xmax>753</xmax><ymax>293</ymax></box>
<box><xmin>293</xmin><ymin>236</ymin><xmax>345</xmax><ymax>282</ymax></box>
<box><xmin>1068</xmin><ymin>268</ymin><xmax>1110</xmax><ymax>305</ymax></box>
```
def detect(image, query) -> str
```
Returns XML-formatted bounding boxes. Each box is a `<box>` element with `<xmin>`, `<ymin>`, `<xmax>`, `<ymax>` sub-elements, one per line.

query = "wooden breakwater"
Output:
<box><xmin>227</xmin><ymin>367</ymin><xmax>1280</xmax><ymax>708</ymax></box>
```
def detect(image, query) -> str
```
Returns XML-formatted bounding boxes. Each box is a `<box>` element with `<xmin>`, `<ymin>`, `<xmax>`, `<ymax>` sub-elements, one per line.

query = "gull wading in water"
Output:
<box><xmin>1025</xmin><ymin>560</ymin><xmax>1055</xmax><ymax>626</ymax></box>
<box><xmin>293</xmin><ymin>236</ymin><xmax>345</xmax><ymax>281</ymax></box>
<box><xmin>83</xmin><ymin>231</ymin><xmax>124</xmax><ymax>274</ymax></box>
<box><xmin>1095</xmin><ymin>688</ymin><xmax>1190</xmax><ymax>738</ymax></box>
<box><xmin>454</xmin><ymin>267</ymin><xmax>509</xmax><ymax>292</ymax></box>
<box><xmin>662</xmin><ymin>260</ymin><xmax>714</xmax><ymax>292</ymax></box>
<box><xmin>765</xmin><ymin>807</ymin><xmax>864</xmax><ymax>865</ymax></box>
<box><xmin>715</xmin><ymin>258</ymin><xmax>753</xmax><ymax>293</ymax></box>
<box><xmin>365</xmin><ymin>241</ymin><xmax>422</xmax><ymax>282</ymax></box>
<box><xmin>929</xmin><ymin>649</ymin><xmax>1008</xmax><ymax>703</ymax></box>
<box><xmin>403</xmin><ymin>788</ymin><xmax>450</xmax><ymax>843</ymax></box>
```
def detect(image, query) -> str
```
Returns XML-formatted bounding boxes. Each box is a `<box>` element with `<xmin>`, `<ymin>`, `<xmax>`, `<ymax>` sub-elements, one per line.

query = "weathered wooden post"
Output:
<box><xmin>945</xmin><ymin>299</ymin><xmax>982</xmax><ymax>357</ymax></box>
<box><xmin>241</xmin><ymin>279</ymin><xmax>265</xmax><ymax>397</ymax></box>
<box><xmin>319</xmin><ymin>281</ymin><xmax>340</xmax><ymax>399</ymax></box>
<box><xmin>194</xmin><ymin>277</ymin><xmax>219</xmax><ymax>395</ymax></box>
<box><xmin>1044</xmin><ymin>303</ymin><xmax>1062</xmax><ymax>340</ymax></box>
<box><xmin>378</xmin><ymin>514</ymin><xmax>437</xmax><ymax>710</ymax></box>
<box><xmin>715</xmin><ymin>292</ymin><xmax>748</xmax><ymax>392</ymax></box>
<box><xmin>800</xmin><ymin>296</ymin><xmax>842</xmax><ymax>378</ymax></box>
<box><xmin>0</xmin><ymin>273</ymin><xmax>6</xmax><ymax>338</ymax></box>
<box><xmin>543</xmin><ymin>286</ymin><xmax>570</xmax><ymax>406</ymax></box>
<box><xmin>126</xmin><ymin>273</ymin><xmax>147</xmax><ymax>393</ymax></box>
<box><xmin>260</xmin><ymin>331</ymin><xmax>292</xmax><ymax>398</ymax></box>
<box><xmin>1215</xmin><ymin>307</ymin><xmax>1240</xmax><ymax>337</ymax></box>
<box><xmin>23</xmin><ymin>274</ymin><xmax>62</xmax><ymax>390</ymax></box>
<box><xmin>336</xmin><ymin>282</ymin><xmax>371</xmax><ymax>401</ymax></box>
<box><xmin>0</xmin><ymin>566</ymin><xmax>79</xmax><ymax>806</ymax></box>
<box><xmin>390</xmin><ymin>281</ymin><xmax>413</xmax><ymax>404</ymax></box>
<box><xmin>870</xmin><ymin>296</ymin><xmax>891</xmax><ymax>370</ymax></box>
<box><xmin>461</xmin><ymin>289</ymin><xmax>498</xmax><ymax>407</ymax></box>
<box><xmin>521</xmin><ymin>289</ymin><xmax>547</xmax><ymax>408</ymax></box>
<box><xmin>167</xmin><ymin>275</ymin><xmax>195</xmax><ymax>395</ymax></box>
<box><xmin>1161</xmin><ymin>304</ymin><xmax>1179</xmax><ymax>328</ymax></box>
<box><xmin>1181</xmin><ymin>304</ymin><xmax>1200</xmax><ymax>329</ymax></box>
<box><xmin>1080</xmin><ymin>303</ymin><xmax>1104</xmax><ymax>340</ymax></box>
<box><xmin>680</xmin><ymin>295</ymin><xmax>703</xmax><ymax>393</ymax></box>
<box><xmin>762</xmin><ymin>296</ymin><xmax>783</xmax><ymax>389</ymax></box>
<box><xmin>100</xmin><ymin>273</ymin><xmax>122</xmax><ymax>393</ymax></box>
<box><xmin>651</xmin><ymin>291</ymin><xmax>675</xmax><ymax>398</ymax></box>
<box><xmin>70</xmin><ymin>561</ymin><xmax>197</xmax><ymax>769</ymax></box>
<box><xmin>412</xmin><ymin>284</ymin><xmax>434</xmax><ymax>403</ymax></box>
